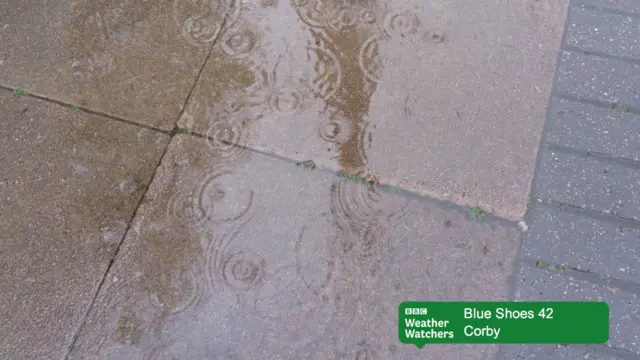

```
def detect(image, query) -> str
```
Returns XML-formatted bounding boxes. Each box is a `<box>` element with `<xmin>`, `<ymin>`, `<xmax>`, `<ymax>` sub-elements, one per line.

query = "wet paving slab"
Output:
<box><xmin>0</xmin><ymin>0</ymin><xmax>574</xmax><ymax>358</ymax></box>
<box><xmin>178</xmin><ymin>0</ymin><xmax>569</xmax><ymax>220</ymax></box>
<box><xmin>0</xmin><ymin>0</ymin><xmax>228</xmax><ymax>130</ymax></box>
<box><xmin>0</xmin><ymin>91</ymin><xmax>169</xmax><ymax>359</ymax></box>
<box><xmin>67</xmin><ymin>134</ymin><xmax>520</xmax><ymax>360</ymax></box>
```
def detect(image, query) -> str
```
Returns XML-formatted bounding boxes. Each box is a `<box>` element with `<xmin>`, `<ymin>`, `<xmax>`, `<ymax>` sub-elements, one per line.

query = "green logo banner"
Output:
<box><xmin>399</xmin><ymin>302</ymin><xmax>609</xmax><ymax>348</ymax></box>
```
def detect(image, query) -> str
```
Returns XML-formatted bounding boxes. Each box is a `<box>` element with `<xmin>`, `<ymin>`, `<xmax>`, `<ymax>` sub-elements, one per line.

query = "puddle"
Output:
<box><xmin>311</xmin><ymin>26</ymin><xmax>375</xmax><ymax>172</ymax></box>
<box><xmin>176</xmin><ymin>0</ymin><xmax>438</xmax><ymax>177</ymax></box>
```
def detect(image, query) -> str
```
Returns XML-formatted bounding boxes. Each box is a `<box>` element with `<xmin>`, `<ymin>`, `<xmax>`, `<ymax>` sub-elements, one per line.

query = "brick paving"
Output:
<box><xmin>499</xmin><ymin>1</ymin><xmax>640</xmax><ymax>358</ymax></box>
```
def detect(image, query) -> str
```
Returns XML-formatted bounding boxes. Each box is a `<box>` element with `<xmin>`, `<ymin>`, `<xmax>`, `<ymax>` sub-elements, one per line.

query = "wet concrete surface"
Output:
<box><xmin>178</xmin><ymin>0</ymin><xmax>569</xmax><ymax>220</ymax></box>
<box><xmin>0</xmin><ymin>0</ymin><xmax>217</xmax><ymax>130</ymax></box>
<box><xmin>0</xmin><ymin>91</ymin><xmax>168</xmax><ymax>359</ymax></box>
<box><xmin>0</xmin><ymin>0</ymin><xmax>588</xmax><ymax>359</ymax></box>
<box><xmin>68</xmin><ymin>134</ymin><xmax>519</xmax><ymax>360</ymax></box>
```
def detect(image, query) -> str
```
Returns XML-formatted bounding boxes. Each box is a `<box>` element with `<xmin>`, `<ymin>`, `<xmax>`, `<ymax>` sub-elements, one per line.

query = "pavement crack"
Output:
<box><xmin>0</xmin><ymin>84</ymin><xmax>171</xmax><ymax>135</ymax></box>
<box><xmin>62</xmin><ymin>133</ymin><xmax>173</xmax><ymax>360</ymax></box>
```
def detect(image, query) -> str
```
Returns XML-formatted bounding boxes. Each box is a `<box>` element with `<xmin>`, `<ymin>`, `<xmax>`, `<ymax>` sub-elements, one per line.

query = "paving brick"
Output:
<box><xmin>499</xmin><ymin>344</ymin><xmax>633</xmax><ymax>360</ymax></box>
<box><xmin>534</xmin><ymin>149</ymin><xmax>640</xmax><ymax>221</ymax></box>
<box><xmin>515</xmin><ymin>265</ymin><xmax>640</xmax><ymax>354</ymax></box>
<box><xmin>555</xmin><ymin>51</ymin><xmax>640</xmax><ymax>109</ymax></box>
<box><xmin>577</xmin><ymin>0</ymin><xmax>640</xmax><ymax>15</ymax></box>
<box><xmin>523</xmin><ymin>206</ymin><xmax>640</xmax><ymax>284</ymax></box>
<box><xmin>567</xmin><ymin>5</ymin><xmax>640</xmax><ymax>60</ymax></box>
<box><xmin>546</xmin><ymin>97</ymin><xmax>640</xmax><ymax>161</ymax></box>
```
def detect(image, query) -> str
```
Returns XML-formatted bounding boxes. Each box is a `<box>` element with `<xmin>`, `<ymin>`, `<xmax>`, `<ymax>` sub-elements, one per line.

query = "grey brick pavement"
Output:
<box><xmin>521</xmin><ymin>206</ymin><xmax>640</xmax><ymax>284</ymax></box>
<box><xmin>545</xmin><ymin>96</ymin><xmax>639</xmax><ymax>160</ymax></box>
<box><xmin>498</xmin><ymin>1</ymin><xmax>640</xmax><ymax>359</ymax></box>
<box><xmin>567</xmin><ymin>4</ymin><xmax>640</xmax><ymax>59</ymax></box>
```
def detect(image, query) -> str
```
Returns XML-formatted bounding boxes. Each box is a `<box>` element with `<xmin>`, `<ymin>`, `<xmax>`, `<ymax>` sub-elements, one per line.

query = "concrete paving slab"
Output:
<box><xmin>515</xmin><ymin>265</ymin><xmax>640</xmax><ymax>354</ymax></box>
<box><xmin>567</xmin><ymin>4</ymin><xmax>640</xmax><ymax>59</ymax></box>
<box><xmin>0</xmin><ymin>91</ymin><xmax>169</xmax><ymax>359</ymax></box>
<box><xmin>556</xmin><ymin>51</ymin><xmax>640</xmax><ymax>109</ymax></box>
<box><xmin>178</xmin><ymin>0</ymin><xmax>569</xmax><ymax>220</ymax></box>
<box><xmin>69</xmin><ymin>134</ymin><xmax>519</xmax><ymax>360</ymax></box>
<box><xmin>0</xmin><ymin>0</ymin><xmax>224</xmax><ymax>130</ymax></box>
<box><xmin>522</xmin><ymin>206</ymin><xmax>640</xmax><ymax>284</ymax></box>
<box><xmin>534</xmin><ymin>149</ymin><xmax>640</xmax><ymax>221</ymax></box>
<box><xmin>546</xmin><ymin>97</ymin><xmax>640</xmax><ymax>160</ymax></box>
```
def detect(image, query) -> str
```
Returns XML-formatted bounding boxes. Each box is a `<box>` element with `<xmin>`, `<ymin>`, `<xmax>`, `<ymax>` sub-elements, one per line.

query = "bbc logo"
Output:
<box><xmin>405</xmin><ymin>307</ymin><xmax>428</xmax><ymax>315</ymax></box>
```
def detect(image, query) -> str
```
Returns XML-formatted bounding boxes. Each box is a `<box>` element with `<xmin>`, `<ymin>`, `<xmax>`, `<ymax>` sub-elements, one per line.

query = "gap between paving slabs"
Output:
<box><xmin>4</xmin><ymin>54</ymin><xmax>530</xmax><ymax>294</ymax></box>
<box><xmin>173</xmin><ymin>127</ymin><xmax>524</xmax><ymax>228</ymax></box>
<box><xmin>2</xmin><ymin>84</ymin><xmax>523</xmax><ymax>230</ymax></box>
<box><xmin>1</xmin><ymin>85</ymin><xmax>173</xmax><ymax>135</ymax></box>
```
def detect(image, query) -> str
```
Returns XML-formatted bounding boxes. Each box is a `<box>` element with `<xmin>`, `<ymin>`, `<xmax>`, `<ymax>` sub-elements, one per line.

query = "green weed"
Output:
<box><xmin>466</xmin><ymin>206</ymin><xmax>485</xmax><ymax>221</ymax></box>
<box><xmin>13</xmin><ymin>89</ymin><xmax>27</xmax><ymax>97</ymax></box>
<box><xmin>535</xmin><ymin>260</ymin><xmax>551</xmax><ymax>269</ymax></box>
<box><xmin>296</xmin><ymin>160</ymin><xmax>316</xmax><ymax>170</ymax></box>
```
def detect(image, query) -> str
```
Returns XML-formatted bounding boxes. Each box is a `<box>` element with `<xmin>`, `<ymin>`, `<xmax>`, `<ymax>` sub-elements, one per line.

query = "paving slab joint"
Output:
<box><xmin>200</xmin><ymin>132</ymin><xmax>525</xmax><ymax>229</ymax></box>
<box><xmin>530</xmin><ymin>200</ymin><xmax>640</xmax><ymax>230</ymax></box>
<box><xmin>561</xmin><ymin>44</ymin><xmax>640</xmax><ymax>66</ymax></box>
<box><xmin>544</xmin><ymin>141</ymin><xmax>640</xmax><ymax>169</ymax></box>
<box><xmin>554</xmin><ymin>93</ymin><xmax>640</xmax><ymax>116</ymax></box>
<box><xmin>493</xmin><ymin>344</ymin><xmax>640</xmax><ymax>360</ymax></box>
<box><xmin>0</xmin><ymin>84</ymin><xmax>171</xmax><ymax>135</ymax></box>
<box><xmin>521</xmin><ymin>257</ymin><xmax>640</xmax><ymax>295</ymax></box>
<box><xmin>581</xmin><ymin>344</ymin><xmax>640</xmax><ymax>359</ymax></box>
<box><xmin>572</xmin><ymin>0</ymin><xmax>640</xmax><ymax>20</ymax></box>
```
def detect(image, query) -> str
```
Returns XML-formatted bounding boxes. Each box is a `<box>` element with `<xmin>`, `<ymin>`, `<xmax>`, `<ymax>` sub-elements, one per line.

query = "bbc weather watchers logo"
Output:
<box><xmin>405</xmin><ymin>307</ymin><xmax>428</xmax><ymax>315</ymax></box>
